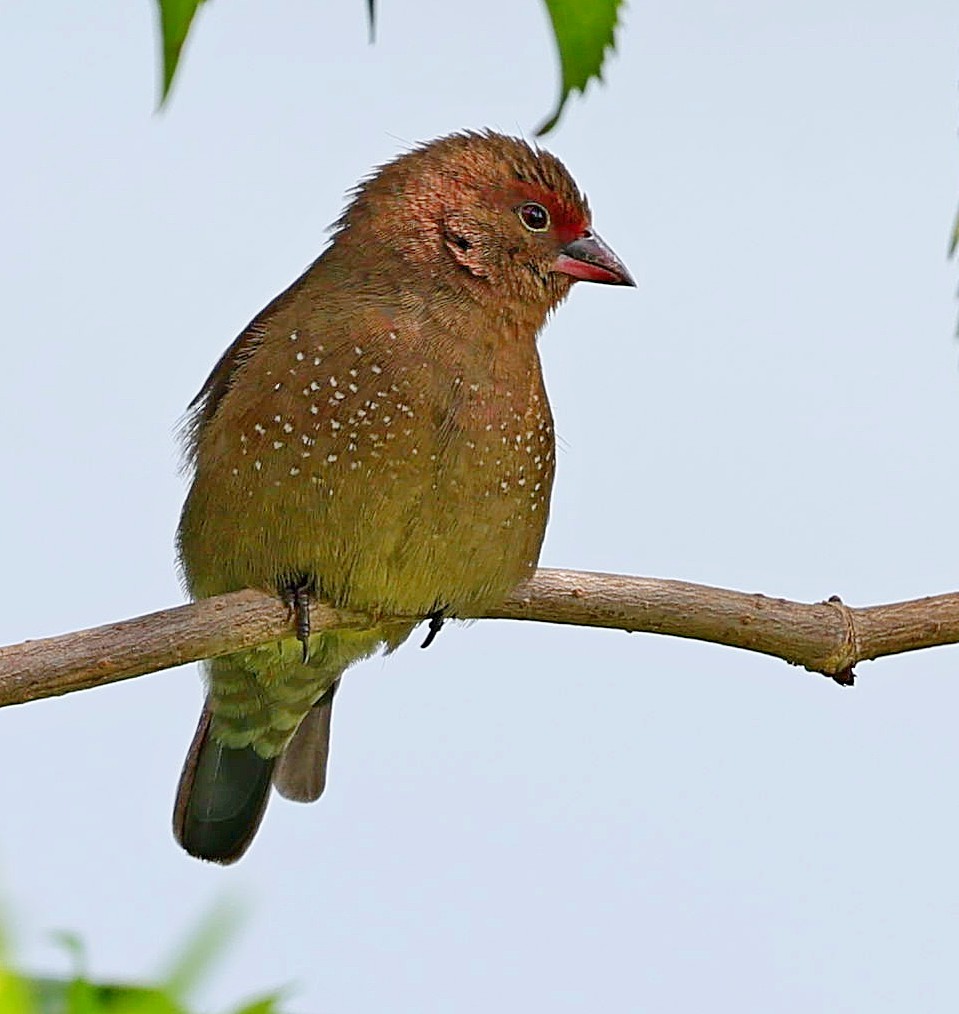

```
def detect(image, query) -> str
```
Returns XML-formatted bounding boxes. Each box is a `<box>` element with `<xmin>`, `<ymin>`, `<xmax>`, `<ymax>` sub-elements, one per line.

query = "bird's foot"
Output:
<box><xmin>420</xmin><ymin>608</ymin><xmax>446</xmax><ymax>649</ymax></box>
<box><xmin>281</xmin><ymin>575</ymin><xmax>315</xmax><ymax>663</ymax></box>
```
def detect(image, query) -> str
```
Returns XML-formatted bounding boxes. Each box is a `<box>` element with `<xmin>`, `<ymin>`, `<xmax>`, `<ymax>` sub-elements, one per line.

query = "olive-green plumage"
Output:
<box><xmin>173</xmin><ymin>131</ymin><xmax>633</xmax><ymax>863</ymax></box>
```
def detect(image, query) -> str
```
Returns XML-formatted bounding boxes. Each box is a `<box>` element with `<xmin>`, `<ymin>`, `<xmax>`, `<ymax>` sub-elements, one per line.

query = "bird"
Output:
<box><xmin>173</xmin><ymin>130</ymin><xmax>633</xmax><ymax>863</ymax></box>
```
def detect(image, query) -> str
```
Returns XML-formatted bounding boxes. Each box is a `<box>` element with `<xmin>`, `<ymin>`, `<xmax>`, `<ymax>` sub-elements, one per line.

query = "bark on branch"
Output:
<box><xmin>2</xmin><ymin>568</ymin><xmax>958</xmax><ymax>708</ymax></box>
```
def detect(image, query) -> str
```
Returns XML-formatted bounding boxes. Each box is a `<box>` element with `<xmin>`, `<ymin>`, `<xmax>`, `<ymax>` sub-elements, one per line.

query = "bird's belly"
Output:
<box><xmin>347</xmin><ymin>472</ymin><xmax>550</xmax><ymax>615</ymax></box>
<box><xmin>181</xmin><ymin>429</ymin><xmax>554</xmax><ymax>618</ymax></box>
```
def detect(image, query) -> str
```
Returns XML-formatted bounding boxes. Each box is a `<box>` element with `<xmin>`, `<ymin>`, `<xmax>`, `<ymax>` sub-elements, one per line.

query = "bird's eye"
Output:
<box><xmin>518</xmin><ymin>202</ymin><xmax>550</xmax><ymax>232</ymax></box>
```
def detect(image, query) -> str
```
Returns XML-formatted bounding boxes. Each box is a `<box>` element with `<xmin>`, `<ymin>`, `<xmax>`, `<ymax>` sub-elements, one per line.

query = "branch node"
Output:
<box><xmin>820</xmin><ymin>594</ymin><xmax>860</xmax><ymax>685</ymax></box>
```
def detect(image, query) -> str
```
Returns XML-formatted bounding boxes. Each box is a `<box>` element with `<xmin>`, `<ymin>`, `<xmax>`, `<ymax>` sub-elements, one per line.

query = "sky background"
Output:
<box><xmin>4</xmin><ymin>2</ymin><xmax>959</xmax><ymax>1011</ymax></box>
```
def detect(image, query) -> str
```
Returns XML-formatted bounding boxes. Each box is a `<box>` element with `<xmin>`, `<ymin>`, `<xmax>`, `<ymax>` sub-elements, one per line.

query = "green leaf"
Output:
<box><xmin>0</xmin><ymin>965</ymin><xmax>37</xmax><ymax>1014</ymax></box>
<box><xmin>49</xmin><ymin>932</ymin><xmax>87</xmax><ymax>978</ymax></box>
<box><xmin>160</xmin><ymin>900</ymin><xmax>244</xmax><ymax>1001</ymax></box>
<box><xmin>155</xmin><ymin>0</ymin><xmax>207</xmax><ymax>105</ymax></box>
<box><xmin>227</xmin><ymin>992</ymin><xmax>286</xmax><ymax>1014</ymax></box>
<box><xmin>31</xmin><ymin>976</ymin><xmax>185</xmax><ymax>1014</ymax></box>
<box><xmin>63</xmin><ymin>977</ymin><xmax>102</xmax><ymax>1014</ymax></box>
<box><xmin>536</xmin><ymin>0</ymin><xmax>625</xmax><ymax>136</ymax></box>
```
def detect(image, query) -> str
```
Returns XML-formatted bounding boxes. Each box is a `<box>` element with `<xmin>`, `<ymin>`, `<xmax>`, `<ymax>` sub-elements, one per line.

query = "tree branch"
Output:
<box><xmin>3</xmin><ymin>568</ymin><xmax>959</xmax><ymax>708</ymax></box>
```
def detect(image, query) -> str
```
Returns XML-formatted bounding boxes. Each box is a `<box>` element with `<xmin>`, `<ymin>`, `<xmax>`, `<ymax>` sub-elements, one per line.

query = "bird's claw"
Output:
<box><xmin>420</xmin><ymin>609</ymin><xmax>446</xmax><ymax>649</ymax></box>
<box><xmin>282</xmin><ymin>577</ymin><xmax>314</xmax><ymax>663</ymax></box>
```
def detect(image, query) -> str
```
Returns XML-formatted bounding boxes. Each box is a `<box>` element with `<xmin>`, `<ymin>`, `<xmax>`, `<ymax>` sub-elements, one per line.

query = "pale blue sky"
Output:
<box><xmin>4</xmin><ymin>2</ymin><xmax>959</xmax><ymax>1011</ymax></box>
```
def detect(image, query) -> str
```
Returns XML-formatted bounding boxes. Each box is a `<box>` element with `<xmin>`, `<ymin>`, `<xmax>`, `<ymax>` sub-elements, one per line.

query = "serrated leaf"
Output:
<box><xmin>155</xmin><ymin>0</ymin><xmax>207</xmax><ymax>105</ymax></box>
<box><xmin>536</xmin><ymin>0</ymin><xmax>624</xmax><ymax>136</ymax></box>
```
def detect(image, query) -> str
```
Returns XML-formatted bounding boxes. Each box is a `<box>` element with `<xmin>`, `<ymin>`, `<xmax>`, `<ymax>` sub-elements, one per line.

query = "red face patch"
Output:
<box><xmin>509</xmin><ymin>182</ymin><xmax>589</xmax><ymax>243</ymax></box>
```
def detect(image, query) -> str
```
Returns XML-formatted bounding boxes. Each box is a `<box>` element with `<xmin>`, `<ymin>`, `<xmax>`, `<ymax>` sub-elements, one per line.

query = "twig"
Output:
<box><xmin>2</xmin><ymin>568</ymin><xmax>959</xmax><ymax>708</ymax></box>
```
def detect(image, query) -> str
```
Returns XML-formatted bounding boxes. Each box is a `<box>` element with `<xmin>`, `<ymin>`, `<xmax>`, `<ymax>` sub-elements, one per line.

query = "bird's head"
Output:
<box><xmin>332</xmin><ymin>131</ymin><xmax>634</xmax><ymax>312</ymax></box>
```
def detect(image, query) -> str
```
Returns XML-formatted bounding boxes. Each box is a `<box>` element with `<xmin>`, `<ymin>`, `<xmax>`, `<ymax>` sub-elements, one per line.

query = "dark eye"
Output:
<box><xmin>518</xmin><ymin>202</ymin><xmax>550</xmax><ymax>232</ymax></box>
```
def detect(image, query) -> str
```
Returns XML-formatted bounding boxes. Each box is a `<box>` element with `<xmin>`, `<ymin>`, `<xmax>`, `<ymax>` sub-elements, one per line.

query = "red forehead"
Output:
<box><xmin>511</xmin><ymin>181</ymin><xmax>589</xmax><ymax>243</ymax></box>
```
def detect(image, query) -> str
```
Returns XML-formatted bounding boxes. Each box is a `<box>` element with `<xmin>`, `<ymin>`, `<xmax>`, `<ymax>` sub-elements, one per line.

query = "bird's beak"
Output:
<box><xmin>553</xmin><ymin>231</ymin><xmax>635</xmax><ymax>286</ymax></box>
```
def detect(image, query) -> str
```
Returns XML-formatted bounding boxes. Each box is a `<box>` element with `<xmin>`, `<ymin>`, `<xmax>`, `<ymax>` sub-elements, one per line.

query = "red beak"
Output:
<box><xmin>553</xmin><ymin>230</ymin><xmax>635</xmax><ymax>286</ymax></box>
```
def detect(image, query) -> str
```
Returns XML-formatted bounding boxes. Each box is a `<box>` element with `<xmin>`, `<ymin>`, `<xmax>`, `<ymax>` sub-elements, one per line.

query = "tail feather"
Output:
<box><xmin>272</xmin><ymin>683</ymin><xmax>338</xmax><ymax>803</ymax></box>
<box><xmin>173</xmin><ymin>705</ymin><xmax>275</xmax><ymax>864</ymax></box>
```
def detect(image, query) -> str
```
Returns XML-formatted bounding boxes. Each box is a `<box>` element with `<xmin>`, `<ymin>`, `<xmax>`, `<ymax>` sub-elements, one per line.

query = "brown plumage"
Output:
<box><xmin>173</xmin><ymin>130</ymin><xmax>633</xmax><ymax>863</ymax></box>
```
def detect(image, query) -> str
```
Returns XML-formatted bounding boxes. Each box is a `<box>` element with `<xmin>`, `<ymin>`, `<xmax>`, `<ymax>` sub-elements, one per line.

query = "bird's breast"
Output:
<box><xmin>181</xmin><ymin>327</ymin><xmax>556</xmax><ymax>616</ymax></box>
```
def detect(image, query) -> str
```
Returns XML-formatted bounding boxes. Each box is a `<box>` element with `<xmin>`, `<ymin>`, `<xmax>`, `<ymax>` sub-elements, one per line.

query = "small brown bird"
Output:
<box><xmin>174</xmin><ymin>130</ymin><xmax>633</xmax><ymax>863</ymax></box>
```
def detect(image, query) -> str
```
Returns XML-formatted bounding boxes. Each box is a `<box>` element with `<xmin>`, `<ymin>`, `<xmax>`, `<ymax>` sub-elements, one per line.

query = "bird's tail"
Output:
<box><xmin>172</xmin><ymin>705</ymin><xmax>275</xmax><ymax>864</ymax></box>
<box><xmin>173</xmin><ymin>683</ymin><xmax>339</xmax><ymax>863</ymax></box>
<box><xmin>272</xmin><ymin>682</ymin><xmax>338</xmax><ymax>802</ymax></box>
<box><xmin>172</xmin><ymin>625</ymin><xmax>402</xmax><ymax>862</ymax></box>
